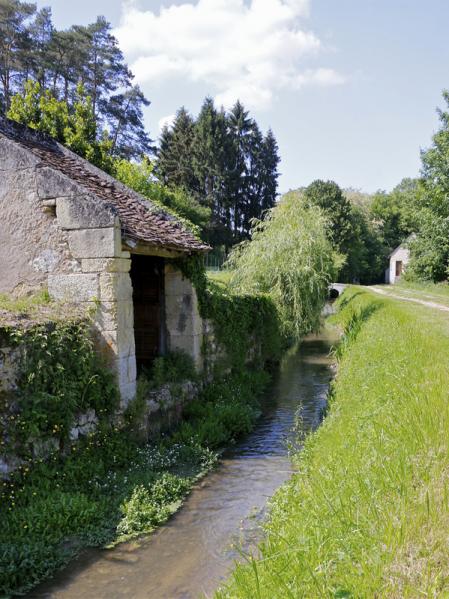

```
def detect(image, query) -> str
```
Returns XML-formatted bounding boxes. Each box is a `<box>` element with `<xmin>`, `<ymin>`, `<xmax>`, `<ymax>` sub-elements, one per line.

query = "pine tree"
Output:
<box><xmin>0</xmin><ymin>0</ymin><xmax>36</xmax><ymax>111</ymax></box>
<box><xmin>83</xmin><ymin>17</ymin><xmax>131</xmax><ymax>119</ymax></box>
<box><xmin>28</xmin><ymin>7</ymin><xmax>53</xmax><ymax>89</ymax></box>
<box><xmin>260</xmin><ymin>129</ymin><xmax>280</xmax><ymax>212</ymax></box>
<box><xmin>156</xmin><ymin>107</ymin><xmax>196</xmax><ymax>189</ymax></box>
<box><xmin>107</xmin><ymin>84</ymin><xmax>151</xmax><ymax>159</ymax></box>
<box><xmin>192</xmin><ymin>98</ymin><xmax>230</xmax><ymax>245</ymax></box>
<box><xmin>226</xmin><ymin>100</ymin><xmax>253</xmax><ymax>239</ymax></box>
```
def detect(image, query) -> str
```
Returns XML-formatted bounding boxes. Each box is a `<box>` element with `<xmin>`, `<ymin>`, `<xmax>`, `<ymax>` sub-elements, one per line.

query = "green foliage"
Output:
<box><xmin>303</xmin><ymin>179</ymin><xmax>353</xmax><ymax>254</ymax></box>
<box><xmin>226</xmin><ymin>191</ymin><xmax>337</xmax><ymax>340</ymax></box>
<box><xmin>0</xmin><ymin>288</ymin><xmax>50</xmax><ymax>314</ymax></box>
<box><xmin>8</xmin><ymin>80</ymin><xmax>114</xmax><ymax>171</ymax></box>
<box><xmin>218</xmin><ymin>289</ymin><xmax>449</xmax><ymax>597</ymax></box>
<box><xmin>117</xmin><ymin>474</ymin><xmax>191</xmax><ymax>537</ymax></box>
<box><xmin>406</xmin><ymin>208</ymin><xmax>449</xmax><ymax>281</ymax></box>
<box><xmin>0</xmin><ymin>360</ymin><xmax>269</xmax><ymax>595</ymax></box>
<box><xmin>0</xmin><ymin>4</ymin><xmax>150</xmax><ymax>158</ymax></box>
<box><xmin>112</xmin><ymin>158</ymin><xmax>210</xmax><ymax>235</ymax></box>
<box><xmin>150</xmin><ymin>350</ymin><xmax>197</xmax><ymax>388</ymax></box>
<box><xmin>343</xmin><ymin>204</ymin><xmax>387</xmax><ymax>284</ymax></box>
<box><xmin>172</xmin><ymin>370</ymin><xmax>269</xmax><ymax>449</ymax></box>
<box><xmin>157</xmin><ymin>97</ymin><xmax>280</xmax><ymax>247</ymax></box>
<box><xmin>370</xmin><ymin>178</ymin><xmax>419</xmax><ymax>251</ymax></box>
<box><xmin>0</xmin><ymin>429</ymin><xmax>214</xmax><ymax>596</ymax></box>
<box><xmin>175</xmin><ymin>253</ymin><xmax>282</xmax><ymax>369</ymax></box>
<box><xmin>2</xmin><ymin>319</ymin><xmax>118</xmax><ymax>456</ymax></box>
<box><xmin>406</xmin><ymin>91</ymin><xmax>449</xmax><ymax>281</ymax></box>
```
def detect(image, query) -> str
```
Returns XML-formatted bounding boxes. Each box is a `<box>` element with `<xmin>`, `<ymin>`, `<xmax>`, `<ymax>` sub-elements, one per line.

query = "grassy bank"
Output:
<box><xmin>217</xmin><ymin>287</ymin><xmax>449</xmax><ymax>598</ymax></box>
<box><xmin>0</xmin><ymin>369</ymin><xmax>268</xmax><ymax>597</ymax></box>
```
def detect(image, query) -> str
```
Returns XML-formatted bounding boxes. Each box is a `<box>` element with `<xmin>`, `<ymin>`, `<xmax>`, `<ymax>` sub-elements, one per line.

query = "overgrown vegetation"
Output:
<box><xmin>1</xmin><ymin>318</ymin><xmax>118</xmax><ymax>457</ymax></box>
<box><xmin>0</xmin><ymin>360</ymin><xmax>270</xmax><ymax>596</ymax></box>
<box><xmin>227</xmin><ymin>192</ymin><xmax>338</xmax><ymax>339</ymax></box>
<box><xmin>0</xmin><ymin>291</ymin><xmax>276</xmax><ymax>597</ymax></box>
<box><xmin>217</xmin><ymin>288</ymin><xmax>449</xmax><ymax>597</ymax></box>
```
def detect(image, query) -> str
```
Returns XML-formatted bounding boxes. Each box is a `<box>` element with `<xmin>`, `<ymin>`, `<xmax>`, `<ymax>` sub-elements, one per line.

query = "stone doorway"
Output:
<box><xmin>130</xmin><ymin>255</ymin><xmax>166</xmax><ymax>372</ymax></box>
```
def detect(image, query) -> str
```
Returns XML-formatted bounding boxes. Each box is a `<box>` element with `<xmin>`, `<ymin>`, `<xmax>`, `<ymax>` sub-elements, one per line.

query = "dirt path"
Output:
<box><xmin>369</xmin><ymin>286</ymin><xmax>449</xmax><ymax>313</ymax></box>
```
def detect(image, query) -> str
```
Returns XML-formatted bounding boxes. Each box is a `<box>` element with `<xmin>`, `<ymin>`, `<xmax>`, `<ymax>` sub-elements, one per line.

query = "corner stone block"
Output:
<box><xmin>99</xmin><ymin>272</ymin><xmax>133</xmax><ymax>302</ymax></box>
<box><xmin>98</xmin><ymin>327</ymin><xmax>136</xmax><ymax>362</ymax></box>
<box><xmin>48</xmin><ymin>273</ymin><xmax>99</xmax><ymax>302</ymax></box>
<box><xmin>68</xmin><ymin>226</ymin><xmax>122</xmax><ymax>259</ymax></box>
<box><xmin>94</xmin><ymin>300</ymin><xmax>134</xmax><ymax>332</ymax></box>
<box><xmin>57</xmin><ymin>196</ymin><xmax>117</xmax><ymax>230</ymax></box>
<box><xmin>81</xmin><ymin>258</ymin><xmax>131</xmax><ymax>273</ymax></box>
<box><xmin>115</xmin><ymin>355</ymin><xmax>137</xmax><ymax>389</ymax></box>
<box><xmin>36</xmin><ymin>167</ymin><xmax>80</xmax><ymax>199</ymax></box>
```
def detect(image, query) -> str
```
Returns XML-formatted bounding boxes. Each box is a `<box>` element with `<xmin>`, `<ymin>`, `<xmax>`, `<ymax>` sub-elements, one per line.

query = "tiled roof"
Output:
<box><xmin>0</xmin><ymin>117</ymin><xmax>209</xmax><ymax>253</ymax></box>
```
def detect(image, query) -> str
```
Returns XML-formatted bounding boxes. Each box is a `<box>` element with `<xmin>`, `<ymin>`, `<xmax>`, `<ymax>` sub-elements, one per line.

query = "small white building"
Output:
<box><xmin>386</xmin><ymin>242</ymin><xmax>410</xmax><ymax>284</ymax></box>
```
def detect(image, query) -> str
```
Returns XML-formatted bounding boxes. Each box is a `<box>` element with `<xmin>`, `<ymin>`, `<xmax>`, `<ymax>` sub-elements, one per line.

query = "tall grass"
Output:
<box><xmin>217</xmin><ymin>288</ymin><xmax>449</xmax><ymax>598</ymax></box>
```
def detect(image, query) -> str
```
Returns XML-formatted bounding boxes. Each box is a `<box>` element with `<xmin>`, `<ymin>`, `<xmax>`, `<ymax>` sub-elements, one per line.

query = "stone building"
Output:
<box><xmin>0</xmin><ymin>116</ymin><xmax>209</xmax><ymax>406</ymax></box>
<box><xmin>385</xmin><ymin>242</ymin><xmax>410</xmax><ymax>284</ymax></box>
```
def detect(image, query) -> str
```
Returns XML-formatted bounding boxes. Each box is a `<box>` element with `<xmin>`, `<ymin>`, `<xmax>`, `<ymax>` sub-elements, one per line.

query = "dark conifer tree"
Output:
<box><xmin>156</xmin><ymin>107</ymin><xmax>196</xmax><ymax>189</ymax></box>
<box><xmin>226</xmin><ymin>100</ymin><xmax>253</xmax><ymax>238</ymax></box>
<box><xmin>0</xmin><ymin>0</ymin><xmax>35</xmax><ymax>110</ymax></box>
<box><xmin>260</xmin><ymin>128</ymin><xmax>280</xmax><ymax>212</ymax></box>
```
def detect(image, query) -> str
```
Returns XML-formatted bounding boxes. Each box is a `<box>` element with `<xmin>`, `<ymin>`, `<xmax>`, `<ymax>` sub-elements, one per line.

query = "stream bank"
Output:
<box><xmin>30</xmin><ymin>326</ymin><xmax>338</xmax><ymax>599</ymax></box>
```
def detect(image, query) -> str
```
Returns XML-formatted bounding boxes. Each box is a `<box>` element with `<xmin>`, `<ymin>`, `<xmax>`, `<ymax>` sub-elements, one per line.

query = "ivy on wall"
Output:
<box><xmin>174</xmin><ymin>255</ymin><xmax>282</xmax><ymax>370</ymax></box>
<box><xmin>1</xmin><ymin>319</ymin><xmax>118</xmax><ymax>458</ymax></box>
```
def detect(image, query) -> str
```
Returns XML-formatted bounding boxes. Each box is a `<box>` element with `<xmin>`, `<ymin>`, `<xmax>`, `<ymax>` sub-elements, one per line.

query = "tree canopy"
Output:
<box><xmin>0</xmin><ymin>1</ymin><xmax>151</xmax><ymax>159</ymax></box>
<box><xmin>156</xmin><ymin>97</ymin><xmax>280</xmax><ymax>248</ymax></box>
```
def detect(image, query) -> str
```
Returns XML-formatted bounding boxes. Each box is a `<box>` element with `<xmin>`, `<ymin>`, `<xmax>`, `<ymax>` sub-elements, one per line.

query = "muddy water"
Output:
<box><xmin>30</xmin><ymin>328</ymin><xmax>337</xmax><ymax>599</ymax></box>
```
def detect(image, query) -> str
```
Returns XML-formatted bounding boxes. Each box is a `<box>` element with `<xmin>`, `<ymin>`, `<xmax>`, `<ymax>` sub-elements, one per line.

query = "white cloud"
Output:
<box><xmin>115</xmin><ymin>0</ymin><xmax>345</xmax><ymax>110</ymax></box>
<box><xmin>158</xmin><ymin>113</ymin><xmax>176</xmax><ymax>131</ymax></box>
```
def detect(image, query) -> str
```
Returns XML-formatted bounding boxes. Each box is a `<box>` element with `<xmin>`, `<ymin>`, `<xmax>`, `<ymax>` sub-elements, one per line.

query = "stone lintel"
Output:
<box><xmin>127</xmin><ymin>243</ymin><xmax>186</xmax><ymax>259</ymax></box>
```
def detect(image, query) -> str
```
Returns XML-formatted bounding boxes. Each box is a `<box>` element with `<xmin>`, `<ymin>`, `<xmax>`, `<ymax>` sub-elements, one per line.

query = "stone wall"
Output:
<box><xmin>165</xmin><ymin>264</ymin><xmax>203</xmax><ymax>369</ymax></box>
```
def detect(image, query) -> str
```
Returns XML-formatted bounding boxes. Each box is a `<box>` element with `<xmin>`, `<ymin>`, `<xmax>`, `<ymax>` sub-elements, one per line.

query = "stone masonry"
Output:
<box><xmin>0</xmin><ymin>117</ymin><xmax>209</xmax><ymax>409</ymax></box>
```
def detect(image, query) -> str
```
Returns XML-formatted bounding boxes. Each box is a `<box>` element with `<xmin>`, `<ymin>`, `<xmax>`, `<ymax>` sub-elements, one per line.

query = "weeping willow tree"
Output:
<box><xmin>227</xmin><ymin>191</ymin><xmax>340</xmax><ymax>340</ymax></box>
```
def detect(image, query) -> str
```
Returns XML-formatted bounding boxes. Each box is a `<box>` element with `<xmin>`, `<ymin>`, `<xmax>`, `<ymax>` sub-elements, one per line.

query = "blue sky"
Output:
<box><xmin>36</xmin><ymin>0</ymin><xmax>449</xmax><ymax>194</ymax></box>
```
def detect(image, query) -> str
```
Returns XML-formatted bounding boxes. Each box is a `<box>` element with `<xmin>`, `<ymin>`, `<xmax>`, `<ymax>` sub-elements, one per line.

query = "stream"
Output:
<box><xmin>30</xmin><ymin>326</ymin><xmax>338</xmax><ymax>599</ymax></box>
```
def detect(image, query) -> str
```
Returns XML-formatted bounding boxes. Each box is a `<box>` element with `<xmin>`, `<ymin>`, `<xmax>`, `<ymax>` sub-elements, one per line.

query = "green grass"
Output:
<box><xmin>206</xmin><ymin>269</ymin><xmax>233</xmax><ymax>287</ymax></box>
<box><xmin>0</xmin><ymin>370</ymin><xmax>268</xmax><ymax>597</ymax></box>
<box><xmin>0</xmin><ymin>289</ymin><xmax>51</xmax><ymax>313</ymax></box>
<box><xmin>217</xmin><ymin>287</ymin><xmax>449</xmax><ymax>598</ymax></box>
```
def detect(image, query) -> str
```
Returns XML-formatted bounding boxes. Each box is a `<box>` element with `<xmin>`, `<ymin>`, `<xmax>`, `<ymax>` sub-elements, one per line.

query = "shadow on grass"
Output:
<box><xmin>332</xmin><ymin>301</ymin><xmax>382</xmax><ymax>361</ymax></box>
<box><xmin>337</xmin><ymin>291</ymin><xmax>364</xmax><ymax>311</ymax></box>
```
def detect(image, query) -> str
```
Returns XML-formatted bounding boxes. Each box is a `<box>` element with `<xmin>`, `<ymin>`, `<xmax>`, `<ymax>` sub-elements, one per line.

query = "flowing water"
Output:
<box><xmin>30</xmin><ymin>327</ymin><xmax>338</xmax><ymax>599</ymax></box>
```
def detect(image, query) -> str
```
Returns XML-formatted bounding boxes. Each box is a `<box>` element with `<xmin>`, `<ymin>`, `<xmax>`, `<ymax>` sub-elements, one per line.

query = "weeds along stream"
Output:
<box><xmin>28</xmin><ymin>326</ymin><xmax>338</xmax><ymax>599</ymax></box>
